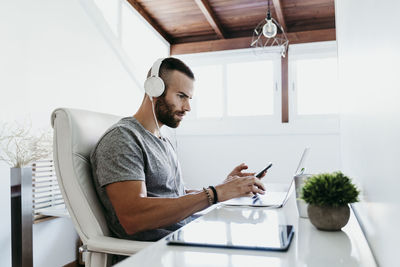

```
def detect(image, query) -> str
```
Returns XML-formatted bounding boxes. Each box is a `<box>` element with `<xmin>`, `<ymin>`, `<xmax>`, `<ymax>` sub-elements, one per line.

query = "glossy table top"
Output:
<box><xmin>116</xmin><ymin>186</ymin><xmax>377</xmax><ymax>267</ymax></box>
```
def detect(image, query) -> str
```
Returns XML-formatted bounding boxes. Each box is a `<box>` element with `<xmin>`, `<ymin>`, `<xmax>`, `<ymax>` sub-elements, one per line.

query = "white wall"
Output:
<box><xmin>33</xmin><ymin>218</ymin><xmax>78</xmax><ymax>267</ymax></box>
<box><xmin>0</xmin><ymin>0</ymin><xmax>149</xmax><ymax>266</ymax></box>
<box><xmin>178</xmin><ymin>134</ymin><xmax>341</xmax><ymax>189</ymax></box>
<box><xmin>23</xmin><ymin>0</ymin><xmax>143</xmax><ymax>129</ymax></box>
<box><xmin>1</xmin><ymin>1</ymin><xmax>30</xmax><ymax>265</ymax></box>
<box><xmin>336</xmin><ymin>0</ymin><xmax>400</xmax><ymax>266</ymax></box>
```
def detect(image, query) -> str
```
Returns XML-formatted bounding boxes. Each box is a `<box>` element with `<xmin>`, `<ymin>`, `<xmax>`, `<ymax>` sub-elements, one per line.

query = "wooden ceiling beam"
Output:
<box><xmin>193</xmin><ymin>0</ymin><xmax>226</xmax><ymax>39</ymax></box>
<box><xmin>271</xmin><ymin>0</ymin><xmax>287</xmax><ymax>32</ymax></box>
<box><xmin>126</xmin><ymin>0</ymin><xmax>172</xmax><ymax>43</ymax></box>
<box><xmin>171</xmin><ymin>28</ymin><xmax>336</xmax><ymax>55</ymax></box>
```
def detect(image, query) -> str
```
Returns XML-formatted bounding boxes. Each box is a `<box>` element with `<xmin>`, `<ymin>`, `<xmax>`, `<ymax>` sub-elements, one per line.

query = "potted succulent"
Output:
<box><xmin>301</xmin><ymin>171</ymin><xmax>360</xmax><ymax>231</ymax></box>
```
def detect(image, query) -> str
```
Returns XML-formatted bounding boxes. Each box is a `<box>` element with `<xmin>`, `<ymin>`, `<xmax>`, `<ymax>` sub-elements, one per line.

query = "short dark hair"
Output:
<box><xmin>147</xmin><ymin>57</ymin><xmax>195</xmax><ymax>93</ymax></box>
<box><xmin>161</xmin><ymin>57</ymin><xmax>194</xmax><ymax>80</ymax></box>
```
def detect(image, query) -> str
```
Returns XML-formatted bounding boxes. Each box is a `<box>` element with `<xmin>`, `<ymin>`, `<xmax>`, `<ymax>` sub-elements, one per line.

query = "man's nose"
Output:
<box><xmin>184</xmin><ymin>99</ymin><xmax>191</xmax><ymax>112</ymax></box>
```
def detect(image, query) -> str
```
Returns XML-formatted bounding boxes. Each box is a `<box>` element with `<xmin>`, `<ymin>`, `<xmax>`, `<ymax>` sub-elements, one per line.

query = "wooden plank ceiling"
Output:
<box><xmin>127</xmin><ymin>0</ymin><xmax>336</xmax><ymax>55</ymax></box>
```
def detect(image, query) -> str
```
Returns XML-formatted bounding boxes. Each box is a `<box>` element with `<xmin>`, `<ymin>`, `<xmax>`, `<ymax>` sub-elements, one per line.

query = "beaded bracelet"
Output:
<box><xmin>203</xmin><ymin>187</ymin><xmax>213</xmax><ymax>206</ymax></box>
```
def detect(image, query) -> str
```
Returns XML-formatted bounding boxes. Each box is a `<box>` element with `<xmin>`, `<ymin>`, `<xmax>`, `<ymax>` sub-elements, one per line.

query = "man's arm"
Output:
<box><xmin>106</xmin><ymin>180</ymin><xmax>209</xmax><ymax>235</ymax></box>
<box><xmin>185</xmin><ymin>189</ymin><xmax>201</xmax><ymax>194</ymax></box>
<box><xmin>106</xmin><ymin>176</ymin><xmax>265</xmax><ymax>235</ymax></box>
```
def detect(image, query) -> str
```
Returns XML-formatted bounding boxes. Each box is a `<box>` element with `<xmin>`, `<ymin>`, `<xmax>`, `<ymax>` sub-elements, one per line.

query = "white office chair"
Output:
<box><xmin>51</xmin><ymin>108</ymin><xmax>151</xmax><ymax>267</ymax></box>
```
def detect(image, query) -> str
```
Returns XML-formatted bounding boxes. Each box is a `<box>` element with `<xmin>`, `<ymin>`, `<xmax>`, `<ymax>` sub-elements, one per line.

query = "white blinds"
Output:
<box><xmin>32</xmin><ymin>160</ymin><xmax>65</xmax><ymax>222</ymax></box>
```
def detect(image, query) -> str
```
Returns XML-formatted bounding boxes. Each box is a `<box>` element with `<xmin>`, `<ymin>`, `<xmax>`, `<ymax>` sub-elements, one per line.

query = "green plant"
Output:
<box><xmin>301</xmin><ymin>172</ymin><xmax>360</xmax><ymax>207</ymax></box>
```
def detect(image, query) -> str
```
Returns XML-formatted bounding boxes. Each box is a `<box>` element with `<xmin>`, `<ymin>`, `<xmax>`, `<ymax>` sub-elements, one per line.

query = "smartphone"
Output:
<box><xmin>255</xmin><ymin>162</ymin><xmax>273</xmax><ymax>178</ymax></box>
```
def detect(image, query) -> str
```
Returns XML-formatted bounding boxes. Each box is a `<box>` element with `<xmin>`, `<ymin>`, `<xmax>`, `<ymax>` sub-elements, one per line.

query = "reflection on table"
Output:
<box><xmin>116</xmin><ymin>185</ymin><xmax>377</xmax><ymax>267</ymax></box>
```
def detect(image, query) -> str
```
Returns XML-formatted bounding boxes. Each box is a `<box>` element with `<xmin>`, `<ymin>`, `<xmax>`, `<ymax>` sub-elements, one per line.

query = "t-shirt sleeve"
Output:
<box><xmin>93</xmin><ymin>127</ymin><xmax>145</xmax><ymax>187</ymax></box>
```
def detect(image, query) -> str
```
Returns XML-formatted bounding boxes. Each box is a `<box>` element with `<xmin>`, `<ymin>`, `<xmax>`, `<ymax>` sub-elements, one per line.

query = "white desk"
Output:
<box><xmin>116</xmin><ymin>186</ymin><xmax>377</xmax><ymax>267</ymax></box>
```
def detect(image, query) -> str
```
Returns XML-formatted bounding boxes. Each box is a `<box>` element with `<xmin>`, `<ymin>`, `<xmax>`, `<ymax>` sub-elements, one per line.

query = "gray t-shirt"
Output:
<box><xmin>90</xmin><ymin>117</ymin><xmax>191</xmax><ymax>241</ymax></box>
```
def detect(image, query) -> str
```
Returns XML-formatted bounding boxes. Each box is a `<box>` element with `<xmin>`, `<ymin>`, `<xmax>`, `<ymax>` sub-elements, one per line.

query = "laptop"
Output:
<box><xmin>221</xmin><ymin>148</ymin><xmax>310</xmax><ymax>208</ymax></box>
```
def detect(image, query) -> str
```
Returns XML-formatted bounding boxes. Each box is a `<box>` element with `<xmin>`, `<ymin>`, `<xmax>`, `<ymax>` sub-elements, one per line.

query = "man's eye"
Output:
<box><xmin>178</xmin><ymin>94</ymin><xmax>185</xmax><ymax>99</ymax></box>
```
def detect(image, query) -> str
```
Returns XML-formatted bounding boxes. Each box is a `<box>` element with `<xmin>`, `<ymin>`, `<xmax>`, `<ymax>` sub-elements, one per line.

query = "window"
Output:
<box><xmin>177</xmin><ymin>43</ymin><xmax>338</xmax><ymax>135</ymax></box>
<box><xmin>289</xmin><ymin>42</ymin><xmax>339</xmax><ymax>118</ymax></box>
<box><xmin>191</xmin><ymin>65</ymin><xmax>224</xmax><ymax>118</ymax></box>
<box><xmin>227</xmin><ymin>60</ymin><xmax>274</xmax><ymax>116</ymax></box>
<box><xmin>295</xmin><ymin>57</ymin><xmax>339</xmax><ymax>115</ymax></box>
<box><xmin>178</xmin><ymin>50</ymin><xmax>280</xmax><ymax>121</ymax></box>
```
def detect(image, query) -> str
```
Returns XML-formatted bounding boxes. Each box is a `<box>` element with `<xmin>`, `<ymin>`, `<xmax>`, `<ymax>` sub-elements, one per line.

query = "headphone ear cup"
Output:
<box><xmin>144</xmin><ymin>76</ymin><xmax>165</xmax><ymax>98</ymax></box>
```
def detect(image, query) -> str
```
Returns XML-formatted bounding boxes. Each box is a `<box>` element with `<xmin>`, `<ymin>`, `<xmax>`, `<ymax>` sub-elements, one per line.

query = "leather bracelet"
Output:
<box><xmin>203</xmin><ymin>187</ymin><xmax>213</xmax><ymax>206</ymax></box>
<box><xmin>208</xmin><ymin>186</ymin><xmax>218</xmax><ymax>204</ymax></box>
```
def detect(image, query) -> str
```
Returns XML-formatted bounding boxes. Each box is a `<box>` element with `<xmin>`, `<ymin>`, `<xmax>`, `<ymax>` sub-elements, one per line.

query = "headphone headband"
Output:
<box><xmin>151</xmin><ymin>58</ymin><xmax>164</xmax><ymax>77</ymax></box>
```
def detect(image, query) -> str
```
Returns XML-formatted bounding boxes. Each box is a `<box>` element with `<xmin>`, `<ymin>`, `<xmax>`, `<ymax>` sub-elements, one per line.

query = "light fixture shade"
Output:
<box><xmin>251</xmin><ymin>17</ymin><xmax>289</xmax><ymax>58</ymax></box>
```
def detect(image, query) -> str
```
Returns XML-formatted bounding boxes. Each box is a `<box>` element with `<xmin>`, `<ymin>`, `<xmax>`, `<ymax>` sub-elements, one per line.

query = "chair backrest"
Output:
<box><xmin>51</xmin><ymin>108</ymin><xmax>121</xmax><ymax>244</ymax></box>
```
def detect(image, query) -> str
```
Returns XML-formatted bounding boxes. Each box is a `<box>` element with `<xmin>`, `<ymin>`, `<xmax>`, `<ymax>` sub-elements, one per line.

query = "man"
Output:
<box><xmin>90</xmin><ymin>57</ymin><xmax>266</xmax><ymax>242</ymax></box>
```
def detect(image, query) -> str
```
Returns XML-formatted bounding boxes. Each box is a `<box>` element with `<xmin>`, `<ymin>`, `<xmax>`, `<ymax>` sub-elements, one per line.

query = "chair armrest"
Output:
<box><xmin>86</xmin><ymin>236</ymin><xmax>152</xmax><ymax>256</ymax></box>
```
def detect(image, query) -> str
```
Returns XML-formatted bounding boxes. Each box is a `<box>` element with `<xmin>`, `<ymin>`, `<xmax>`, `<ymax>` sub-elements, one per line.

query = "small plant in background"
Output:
<box><xmin>0</xmin><ymin>121</ymin><xmax>52</xmax><ymax>168</ymax></box>
<box><xmin>301</xmin><ymin>171</ymin><xmax>360</xmax><ymax>207</ymax></box>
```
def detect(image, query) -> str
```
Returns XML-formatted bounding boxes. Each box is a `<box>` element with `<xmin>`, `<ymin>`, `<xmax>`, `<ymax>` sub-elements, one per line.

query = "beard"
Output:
<box><xmin>155</xmin><ymin>96</ymin><xmax>184</xmax><ymax>128</ymax></box>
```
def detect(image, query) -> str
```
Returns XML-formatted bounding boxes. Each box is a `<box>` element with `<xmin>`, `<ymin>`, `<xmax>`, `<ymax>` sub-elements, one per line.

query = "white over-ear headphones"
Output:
<box><xmin>144</xmin><ymin>58</ymin><xmax>165</xmax><ymax>99</ymax></box>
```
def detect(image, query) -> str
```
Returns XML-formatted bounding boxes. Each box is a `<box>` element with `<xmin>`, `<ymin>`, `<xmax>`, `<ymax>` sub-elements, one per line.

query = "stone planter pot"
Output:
<box><xmin>307</xmin><ymin>204</ymin><xmax>350</xmax><ymax>231</ymax></box>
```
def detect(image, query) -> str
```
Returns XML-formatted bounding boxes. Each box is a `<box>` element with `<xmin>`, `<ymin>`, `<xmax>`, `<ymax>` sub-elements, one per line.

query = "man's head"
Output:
<box><xmin>146</xmin><ymin>57</ymin><xmax>195</xmax><ymax>128</ymax></box>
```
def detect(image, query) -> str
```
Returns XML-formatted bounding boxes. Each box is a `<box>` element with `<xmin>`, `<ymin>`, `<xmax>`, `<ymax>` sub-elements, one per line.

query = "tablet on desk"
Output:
<box><xmin>167</xmin><ymin>220</ymin><xmax>294</xmax><ymax>252</ymax></box>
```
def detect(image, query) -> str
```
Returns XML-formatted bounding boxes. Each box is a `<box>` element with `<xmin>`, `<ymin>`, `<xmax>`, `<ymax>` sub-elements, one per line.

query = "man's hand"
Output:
<box><xmin>215</xmin><ymin>175</ymin><xmax>266</xmax><ymax>202</ymax></box>
<box><xmin>211</xmin><ymin>163</ymin><xmax>268</xmax><ymax>202</ymax></box>
<box><xmin>227</xmin><ymin>163</ymin><xmax>254</xmax><ymax>178</ymax></box>
<box><xmin>226</xmin><ymin>163</ymin><xmax>267</xmax><ymax>181</ymax></box>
